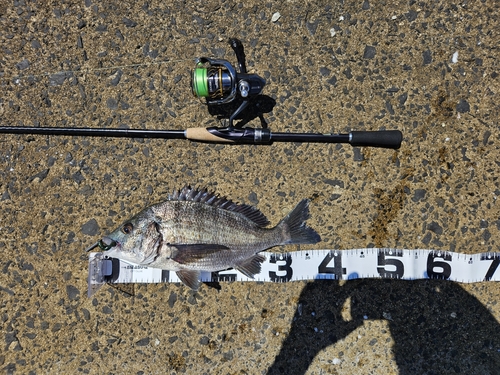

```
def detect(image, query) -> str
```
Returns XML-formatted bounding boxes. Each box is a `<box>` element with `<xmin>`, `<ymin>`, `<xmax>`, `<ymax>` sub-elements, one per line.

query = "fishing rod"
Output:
<box><xmin>0</xmin><ymin>125</ymin><xmax>402</xmax><ymax>148</ymax></box>
<box><xmin>0</xmin><ymin>38</ymin><xmax>403</xmax><ymax>149</ymax></box>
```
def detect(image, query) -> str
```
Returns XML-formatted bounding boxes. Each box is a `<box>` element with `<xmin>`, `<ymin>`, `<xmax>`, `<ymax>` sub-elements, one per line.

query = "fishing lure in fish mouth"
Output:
<box><xmin>86</xmin><ymin>186</ymin><xmax>322</xmax><ymax>290</ymax></box>
<box><xmin>86</xmin><ymin>237</ymin><xmax>117</xmax><ymax>252</ymax></box>
<box><xmin>97</xmin><ymin>239</ymin><xmax>117</xmax><ymax>251</ymax></box>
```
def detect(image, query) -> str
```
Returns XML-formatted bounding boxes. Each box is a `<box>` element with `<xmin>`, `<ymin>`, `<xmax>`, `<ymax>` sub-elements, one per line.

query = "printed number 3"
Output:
<box><xmin>269</xmin><ymin>254</ymin><xmax>293</xmax><ymax>282</ymax></box>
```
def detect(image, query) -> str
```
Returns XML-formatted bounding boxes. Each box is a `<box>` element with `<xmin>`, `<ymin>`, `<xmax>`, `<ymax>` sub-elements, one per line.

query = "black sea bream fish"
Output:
<box><xmin>90</xmin><ymin>186</ymin><xmax>321</xmax><ymax>290</ymax></box>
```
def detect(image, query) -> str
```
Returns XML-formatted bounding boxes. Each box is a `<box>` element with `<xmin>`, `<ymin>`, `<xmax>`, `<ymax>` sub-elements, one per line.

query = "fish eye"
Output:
<box><xmin>121</xmin><ymin>223</ymin><xmax>134</xmax><ymax>234</ymax></box>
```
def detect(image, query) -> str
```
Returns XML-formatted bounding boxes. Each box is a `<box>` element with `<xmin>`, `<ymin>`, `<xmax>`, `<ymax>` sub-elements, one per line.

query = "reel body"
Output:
<box><xmin>191</xmin><ymin>39</ymin><xmax>266</xmax><ymax>127</ymax></box>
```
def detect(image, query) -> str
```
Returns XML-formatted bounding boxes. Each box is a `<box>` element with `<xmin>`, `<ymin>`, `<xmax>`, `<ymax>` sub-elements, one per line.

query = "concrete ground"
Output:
<box><xmin>1</xmin><ymin>0</ymin><xmax>499</xmax><ymax>374</ymax></box>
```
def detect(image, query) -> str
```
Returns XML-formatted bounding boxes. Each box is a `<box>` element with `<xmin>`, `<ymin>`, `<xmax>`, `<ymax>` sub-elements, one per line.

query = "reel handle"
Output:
<box><xmin>229</xmin><ymin>38</ymin><xmax>247</xmax><ymax>73</ymax></box>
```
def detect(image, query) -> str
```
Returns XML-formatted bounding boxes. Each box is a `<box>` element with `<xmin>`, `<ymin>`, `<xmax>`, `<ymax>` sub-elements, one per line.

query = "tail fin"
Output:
<box><xmin>278</xmin><ymin>199</ymin><xmax>321</xmax><ymax>245</ymax></box>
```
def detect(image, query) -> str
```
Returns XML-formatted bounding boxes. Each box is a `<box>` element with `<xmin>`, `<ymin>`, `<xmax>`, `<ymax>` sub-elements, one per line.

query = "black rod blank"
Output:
<box><xmin>0</xmin><ymin>126</ymin><xmax>186</xmax><ymax>139</ymax></box>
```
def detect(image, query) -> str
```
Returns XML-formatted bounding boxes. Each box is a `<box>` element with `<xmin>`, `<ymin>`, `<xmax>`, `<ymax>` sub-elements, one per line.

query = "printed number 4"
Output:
<box><xmin>318</xmin><ymin>252</ymin><xmax>346</xmax><ymax>279</ymax></box>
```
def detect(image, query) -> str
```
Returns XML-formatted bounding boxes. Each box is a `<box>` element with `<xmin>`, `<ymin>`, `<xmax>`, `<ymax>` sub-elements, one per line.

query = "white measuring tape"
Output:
<box><xmin>87</xmin><ymin>249</ymin><xmax>500</xmax><ymax>297</ymax></box>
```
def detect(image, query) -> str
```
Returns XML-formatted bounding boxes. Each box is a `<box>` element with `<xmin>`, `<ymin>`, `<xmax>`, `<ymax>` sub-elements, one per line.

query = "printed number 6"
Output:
<box><xmin>426</xmin><ymin>253</ymin><xmax>452</xmax><ymax>279</ymax></box>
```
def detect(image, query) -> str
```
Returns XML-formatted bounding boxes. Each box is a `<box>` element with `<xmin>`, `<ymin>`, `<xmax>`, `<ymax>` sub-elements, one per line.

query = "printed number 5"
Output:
<box><xmin>377</xmin><ymin>251</ymin><xmax>404</xmax><ymax>278</ymax></box>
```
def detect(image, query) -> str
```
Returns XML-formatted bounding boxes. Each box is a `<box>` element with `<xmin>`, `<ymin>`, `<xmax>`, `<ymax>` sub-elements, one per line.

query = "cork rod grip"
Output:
<box><xmin>185</xmin><ymin>127</ymin><xmax>235</xmax><ymax>143</ymax></box>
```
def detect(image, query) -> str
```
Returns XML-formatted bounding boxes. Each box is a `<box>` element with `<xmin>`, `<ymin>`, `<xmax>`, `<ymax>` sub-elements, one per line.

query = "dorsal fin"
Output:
<box><xmin>168</xmin><ymin>186</ymin><xmax>270</xmax><ymax>227</ymax></box>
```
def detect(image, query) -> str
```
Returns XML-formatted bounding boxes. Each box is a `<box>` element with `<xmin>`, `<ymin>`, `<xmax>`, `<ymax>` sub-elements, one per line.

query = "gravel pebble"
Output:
<box><xmin>81</xmin><ymin>219</ymin><xmax>100</xmax><ymax>236</ymax></box>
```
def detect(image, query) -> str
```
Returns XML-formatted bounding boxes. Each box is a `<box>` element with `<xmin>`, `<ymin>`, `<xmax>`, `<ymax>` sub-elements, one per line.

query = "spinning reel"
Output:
<box><xmin>191</xmin><ymin>38</ymin><xmax>266</xmax><ymax>127</ymax></box>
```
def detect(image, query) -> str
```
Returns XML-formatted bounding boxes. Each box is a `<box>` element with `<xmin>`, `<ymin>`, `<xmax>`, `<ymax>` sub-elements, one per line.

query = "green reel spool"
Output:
<box><xmin>191</xmin><ymin>66</ymin><xmax>209</xmax><ymax>98</ymax></box>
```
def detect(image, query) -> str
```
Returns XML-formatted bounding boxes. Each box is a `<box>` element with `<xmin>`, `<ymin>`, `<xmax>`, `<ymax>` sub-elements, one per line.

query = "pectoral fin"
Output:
<box><xmin>235</xmin><ymin>254</ymin><xmax>266</xmax><ymax>279</ymax></box>
<box><xmin>176</xmin><ymin>269</ymin><xmax>201</xmax><ymax>290</ymax></box>
<box><xmin>170</xmin><ymin>244</ymin><xmax>230</xmax><ymax>265</ymax></box>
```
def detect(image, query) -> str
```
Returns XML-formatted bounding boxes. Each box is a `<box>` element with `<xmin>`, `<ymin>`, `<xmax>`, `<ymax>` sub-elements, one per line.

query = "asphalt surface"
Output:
<box><xmin>1</xmin><ymin>0</ymin><xmax>500</xmax><ymax>374</ymax></box>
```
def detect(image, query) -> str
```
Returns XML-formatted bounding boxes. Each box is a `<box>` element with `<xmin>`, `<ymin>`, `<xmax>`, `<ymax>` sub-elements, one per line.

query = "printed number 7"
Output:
<box><xmin>481</xmin><ymin>255</ymin><xmax>500</xmax><ymax>281</ymax></box>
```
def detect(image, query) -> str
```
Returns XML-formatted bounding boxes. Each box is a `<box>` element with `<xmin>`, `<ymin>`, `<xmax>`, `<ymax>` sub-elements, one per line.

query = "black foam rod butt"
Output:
<box><xmin>349</xmin><ymin>130</ymin><xmax>403</xmax><ymax>149</ymax></box>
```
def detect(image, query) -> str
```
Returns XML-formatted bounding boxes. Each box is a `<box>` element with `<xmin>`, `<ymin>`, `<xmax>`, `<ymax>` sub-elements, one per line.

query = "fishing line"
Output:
<box><xmin>10</xmin><ymin>58</ymin><xmax>195</xmax><ymax>82</ymax></box>
<box><xmin>87</xmin><ymin>248</ymin><xmax>500</xmax><ymax>297</ymax></box>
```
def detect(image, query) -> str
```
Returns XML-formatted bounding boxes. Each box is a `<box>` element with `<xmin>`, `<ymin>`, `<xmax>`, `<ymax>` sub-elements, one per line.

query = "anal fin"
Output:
<box><xmin>176</xmin><ymin>269</ymin><xmax>201</xmax><ymax>290</ymax></box>
<box><xmin>235</xmin><ymin>254</ymin><xmax>266</xmax><ymax>279</ymax></box>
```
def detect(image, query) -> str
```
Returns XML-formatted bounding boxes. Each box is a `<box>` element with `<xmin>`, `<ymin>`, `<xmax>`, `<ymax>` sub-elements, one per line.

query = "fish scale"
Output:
<box><xmin>157</xmin><ymin>201</ymin><xmax>266</xmax><ymax>247</ymax></box>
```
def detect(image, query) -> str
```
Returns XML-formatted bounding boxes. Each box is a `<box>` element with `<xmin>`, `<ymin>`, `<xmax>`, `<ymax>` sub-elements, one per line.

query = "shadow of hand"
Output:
<box><xmin>268</xmin><ymin>279</ymin><xmax>500</xmax><ymax>375</ymax></box>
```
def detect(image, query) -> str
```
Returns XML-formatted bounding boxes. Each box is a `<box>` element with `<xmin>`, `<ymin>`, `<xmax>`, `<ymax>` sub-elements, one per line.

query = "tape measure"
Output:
<box><xmin>87</xmin><ymin>249</ymin><xmax>500</xmax><ymax>297</ymax></box>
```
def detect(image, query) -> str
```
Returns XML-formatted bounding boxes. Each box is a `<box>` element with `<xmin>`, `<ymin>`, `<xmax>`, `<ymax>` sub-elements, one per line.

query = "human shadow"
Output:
<box><xmin>268</xmin><ymin>279</ymin><xmax>500</xmax><ymax>375</ymax></box>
